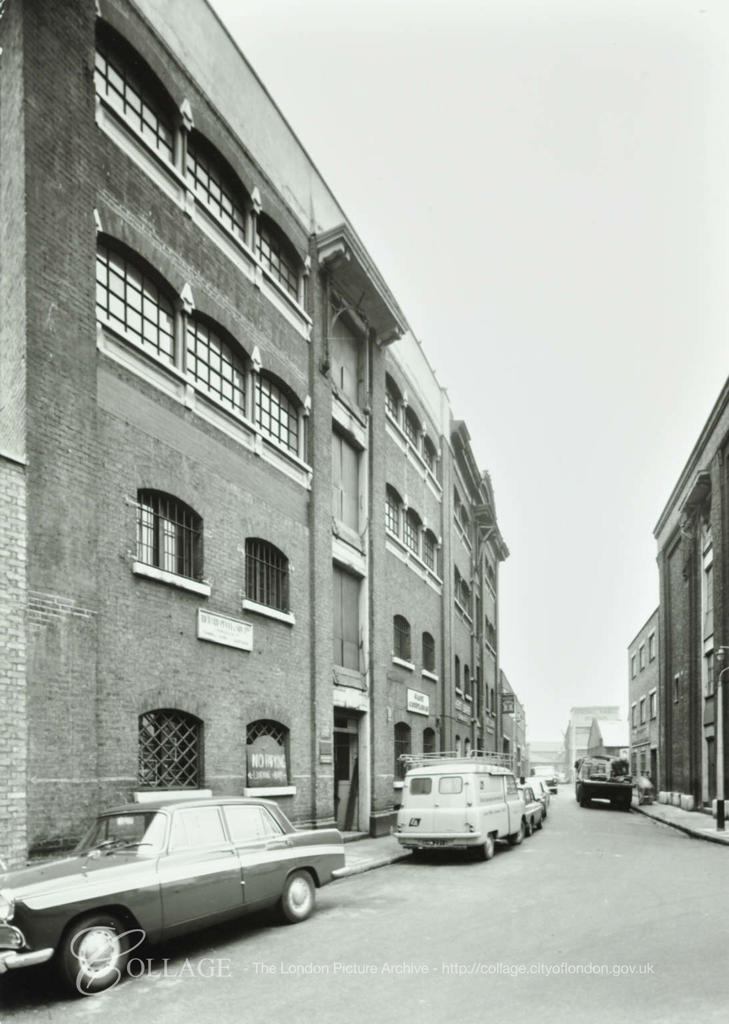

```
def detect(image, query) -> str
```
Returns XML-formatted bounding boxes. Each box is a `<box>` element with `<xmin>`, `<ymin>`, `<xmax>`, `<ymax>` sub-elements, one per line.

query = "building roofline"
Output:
<box><xmin>627</xmin><ymin>606</ymin><xmax>660</xmax><ymax>649</ymax></box>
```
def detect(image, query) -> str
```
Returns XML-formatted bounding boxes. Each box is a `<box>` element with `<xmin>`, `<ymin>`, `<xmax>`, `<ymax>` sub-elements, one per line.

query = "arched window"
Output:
<box><xmin>464</xmin><ymin>737</ymin><xmax>471</xmax><ymax>756</ymax></box>
<box><xmin>256</xmin><ymin>373</ymin><xmax>301</xmax><ymax>456</ymax></box>
<box><xmin>403</xmin><ymin>508</ymin><xmax>421</xmax><ymax>556</ymax></box>
<box><xmin>256</xmin><ymin>215</ymin><xmax>301</xmax><ymax>301</ymax></box>
<box><xmin>422</xmin><ymin>530</ymin><xmax>438</xmax><ymax>573</ymax></box>
<box><xmin>95</xmin><ymin>24</ymin><xmax>175</xmax><ymax>164</ymax></box>
<box><xmin>455</xmin><ymin>734</ymin><xmax>462</xmax><ymax>757</ymax></box>
<box><xmin>393</xmin><ymin>615</ymin><xmax>411</xmax><ymax>661</ymax></box>
<box><xmin>394</xmin><ymin>722</ymin><xmax>411</xmax><ymax>780</ymax></box>
<box><xmin>423</xmin><ymin>435</ymin><xmax>438</xmax><ymax>476</ymax></box>
<box><xmin>422</xmin><ymin>632</ymin><xmax>435</xmax><ymax>673</ymax></box>
<box><xmin>385</xmin><ymin>375</ymin><xmax>401</xmax><ymax>422</ymax></box>
<box><xmin>96</xmin><ymin>241</ymin><xmax>175</xmax><ymax>364</ymax></box>
<box><xmin>136</xmin><ymin>490</ymin><xmax>203</xmax><ymax>580</ymax></box>
<box><xmin>246</xmin><ymin>539</ymin><xmax>289</xmax><ymax>612</ymax></box>
<box><xmin>386</xmin><ymin>486</ymin><xmax>401</xmax><ymax>536</ymax></box>
<box><xmin>423</xmin><ymin>727</ymin><xmax>436</xmax><ymax>755</ymax></box>
<box><xmin>186</xmin><ymin>315</ymin><xmax>247</xmax><ymax>416</ymax></box>
<box><xmin>246</xmin><ymin>720</ymin><xmax>290</xmax><ymax>787</ymax></box>
<box><xmin>464</xmin><ymin>665</ymin><xmax>471</xmax><ymax>699</ymax></box>
<box><xmin>404</xmin><ymin>407</ymin><xmax>420</xmax><ymax>450</ymax></box>
<box><xmin>454</xmin><ymin>655</ymin><xmax>461</xmax><ymax>690</ymax></box>
<box><xmin>138</xmin><ymin>709</ymin><xmax>202</xmax><ymax>788</ymax></box>
<box><xmin>186</xmin><ymin>132</ymin><xmax>248</xmax><ymax>245</ymax></box>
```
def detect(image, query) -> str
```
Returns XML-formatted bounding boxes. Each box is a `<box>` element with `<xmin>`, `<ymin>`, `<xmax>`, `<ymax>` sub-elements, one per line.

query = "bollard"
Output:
<box><xmin>718</xmin><ymin>799</ymin><xmax>726</xmax><ymax>831</ymax></box>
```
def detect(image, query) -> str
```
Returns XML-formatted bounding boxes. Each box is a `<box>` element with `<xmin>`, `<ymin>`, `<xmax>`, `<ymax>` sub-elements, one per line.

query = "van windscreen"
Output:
<box><xmin>438</xmin><ymin>776</ymin><xmax>463</xmax><ymax>795</ymax></box>
<box><xmin>410</xmin><ymin>778</ymin><xmax>432</xmax><ymax>795</ymax></box>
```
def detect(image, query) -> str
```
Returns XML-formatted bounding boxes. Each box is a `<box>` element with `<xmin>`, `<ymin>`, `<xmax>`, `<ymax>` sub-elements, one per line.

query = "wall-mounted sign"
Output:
<box><xmin>407</xmin><ymin>689</ymin><xmax>429</xmax><ymax>716</ymax></box>
<box><xmin>502</xmin><ymin>693</ymin><xmax>515</xmax><ymax>715</ymax></box>
<box><xmin>247</xmin><ymin>734</ymin><xmax>288</xmax><ymax>786</ymax></box>
<box><xmin>197</xmin><ymin>609</ymin><xmax>252</xmax><ymax>651</ymax></box>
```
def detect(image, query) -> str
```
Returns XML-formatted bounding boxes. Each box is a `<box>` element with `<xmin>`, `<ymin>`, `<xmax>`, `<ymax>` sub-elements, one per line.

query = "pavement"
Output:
<box><xmin>335</xmin><ymin>831</ymin><xmax>409</xmax><ymax>877</ymax></box>
<box><xmin>632</xmin><ymin>797</ymin><xmax>729</xmax><ymax>846</ymax></box>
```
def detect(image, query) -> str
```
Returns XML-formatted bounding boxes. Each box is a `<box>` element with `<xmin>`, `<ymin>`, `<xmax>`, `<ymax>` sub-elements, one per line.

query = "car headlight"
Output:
<box><xmin>0</xmin><ymin>889</ymin><xmax>15</xmax><ymax>923</ymax></box>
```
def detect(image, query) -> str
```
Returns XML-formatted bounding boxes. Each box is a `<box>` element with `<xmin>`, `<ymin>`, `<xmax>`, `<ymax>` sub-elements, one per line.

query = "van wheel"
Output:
<box><xmin>474</xmin><ymin>835</ymin><xmax>495</xmax><ymax>861</ymax></box>
<box><xmin>508</xmin><ymin>821</ymin><xmax>525</xmax><ymax>846</ymax></box>
<box><xmin>525</xmin><ymin>818</ymin><xmax>534</xmax><ymax>837</ymax></box>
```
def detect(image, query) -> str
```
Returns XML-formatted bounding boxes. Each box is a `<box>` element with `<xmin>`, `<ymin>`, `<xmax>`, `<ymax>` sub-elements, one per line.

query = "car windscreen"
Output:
<box><xmin>75</xmin><ymin>812</ymin><xmax>167</xmax><ymax>855</ymax></box>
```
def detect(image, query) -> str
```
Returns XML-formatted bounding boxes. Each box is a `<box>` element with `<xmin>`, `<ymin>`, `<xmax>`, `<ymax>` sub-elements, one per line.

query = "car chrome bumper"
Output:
<box><xmin>0</xmin><ymin>947</ymin><xmax>54</xmax><ymax>974</ymax></box>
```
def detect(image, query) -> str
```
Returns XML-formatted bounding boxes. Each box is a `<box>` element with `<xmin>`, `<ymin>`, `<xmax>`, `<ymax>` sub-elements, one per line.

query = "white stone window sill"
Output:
<box><xmin>133</xmin><ymin>562</ymin><xmax>211</xmax><ymax>597</ymax></box>
<box><xmin>421</xmin><ymin>670</ymin><xmax>439</xmax><ymax>683</ymax></box>
<box><xmin>242</xmin><ymin>599</ymin><xmax>295</xmax><ymax>625</ymax></box>
<box><xmin>134</xmin><ymin>789</ymin><xmax>212</xmax><ymax>803</ymax></box>
<box><xmin>243</xmin><ymin>786</ymin><xmax>296</xmax><ymax>797</ymax></box>
<box><xmin>392</xmin><ymin>657</ymin><xmax>415</xmax><ymax>671</ymax></box>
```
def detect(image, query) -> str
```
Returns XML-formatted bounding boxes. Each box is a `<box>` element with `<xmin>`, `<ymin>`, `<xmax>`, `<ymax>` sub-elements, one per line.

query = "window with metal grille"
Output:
<box><xmin>422</xmin><ymin>632</ymin><xmax>435</xmax><ymax>672</ymax></box>
<box><xmin>186</xmin><ymin>317</ymin><xmax>246</xmax><ymax>416</ymax></box>
<box><xmin>186</xmin><ymin>135</ymin><xmax>247</xmax><ymax>244</ymax></box>
<box><xmin>423</xmin><ymin>727</ymin><xmax>436</xmax><ymax>755</ymax></box>
<box><xmin>423</xmin><ymin>436</ymin><xmax>437</xmax><ymax>475</ymax></box>
<box><xmin>94</xmin><ymin>34</ymin><xmax>174</xmax><ymax>163</ymax></box>
<box><xmin>464</xmin><ymin>665</ymin><xmax>471</xmax><ymax>699</ymax></box>
<box><xmin>246</xmin><ymin>539</ymin><xmax>289</xmax><ymax>612</ymax></box>
<box><xmin>136</xmin><ymin>491</ymin><xmax>203</xmax><ymax>580</ymax></box>
<box><xmin>138</xmin><ymin>709</ymin><xmax>202</xmax><ymax>789</ymax></box>
<box><xmin>393</xmin><ymin>615</ymin><xmax>411</xmax><ymax>661</ymax></box>
<box><xmin>403</xmin><ymin>508</ymin><xmax>420</xmax><ymax>555</ymax></box>
<box><xmin>256</xmin><ymin>374</ymin><xmax>300</xmax><ymax>455</ymax></box>
<box><xmin>404</xmin><ymin>407</ymin><xmax>420</xmax><ymax>449</ymax></box>
<box><xmin>386</xmin><ymin>486</ymin><xmax>401</xmax><ymax>536</ymax></box>
<box><xmin>97</xmin><ymin>243</ymin><xmax>175</xmax><ymax>363</ymax></box>
<box><xmin>394</xmin><ymin>722</ymin><xmax>411</xmax><ymax>780</ymax></box>
<box><xmin>454</xmin><ymin>655</ymin><xmax>461</xmax><ymax>690</ymax></box>
<box><xmin>256</xmin><ymin>219</ymin><xmax>300</xmax><ymax>300</ymax></box>
<box><xmin>385</xmin><ymin>376</ymin><xmax>400</xmax><ymax>421</ymax></box>
<box><xmin>422</xmin><ymin>530</ymin><xmax>437</xmax><ymax>572</ymax></box>
<box><xmin>246</xmin><ymin>719</ymin><xmax>289</xmax><ymax>786</ymax></box>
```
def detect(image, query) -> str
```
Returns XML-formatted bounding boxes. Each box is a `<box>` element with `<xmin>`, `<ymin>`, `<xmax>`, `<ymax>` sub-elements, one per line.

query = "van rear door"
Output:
<box><xmin>398</xmin><ymin>774</ymin><xmax>435</xmax><ymax>833</ymax></box>
<box><xmin>433</xmin><ymin>774</ymin><xmax>468</xmax><ymax>833</ymax></box>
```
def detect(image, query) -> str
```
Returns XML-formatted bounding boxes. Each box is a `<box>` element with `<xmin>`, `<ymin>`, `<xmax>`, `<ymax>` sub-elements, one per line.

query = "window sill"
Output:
<box><xmin>242</xmin><ymin>786</ymin><xmax>296</xmax><ymax>797</ymax></box>
<box><xmin>421</xmin><ymin>670</ymin><xmax>439</xmax><ymax>683</ymax></box>
<box><xmin>134</xmin><ymin>789</ymin><xmax>212</xmax><ymax>803</ymax></box>
<box><xmin>392</xmin><ymin>657</ymin><xmax>415</xmax><ymax>671</ymax></box>
<box><xmin>242</xmin><ymin>599</ymin><xmax>295</xmax><ymax>626</ymax></box>
<box><xmin>133</xmin><ymin>562</ymin><xmax>211</xmax><ymax>597</ymax></box>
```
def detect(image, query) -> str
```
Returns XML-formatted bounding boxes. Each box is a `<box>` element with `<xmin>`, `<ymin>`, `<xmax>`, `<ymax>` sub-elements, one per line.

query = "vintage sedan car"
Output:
<box><xmin>518</xmin><ymin>785</ymin><xmax>545</xmax><ymax>836</ymax></box>
<box><xmin>527</xmin><ymin>778</ymin><xmax>551</xmax><ymax>816</ymax></box>
<box><xmin>0</xmin><ymin>796</ymin><xmax>344</xmax><ymax>994</ymax></box>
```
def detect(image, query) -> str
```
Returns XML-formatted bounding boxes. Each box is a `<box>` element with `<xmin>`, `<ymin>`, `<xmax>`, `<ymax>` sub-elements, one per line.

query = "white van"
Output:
<box><xmin>394</xmin><ymin>754</ymin><xmax>527</xmax><ymax>860</ymax></box>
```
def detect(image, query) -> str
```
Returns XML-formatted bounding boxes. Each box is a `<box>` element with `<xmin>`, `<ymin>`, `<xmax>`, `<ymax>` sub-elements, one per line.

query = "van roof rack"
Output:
<box><xmin>399</xmin><ymin>750</ymin><xmax>513</xmax><ymax>769</ymax></box>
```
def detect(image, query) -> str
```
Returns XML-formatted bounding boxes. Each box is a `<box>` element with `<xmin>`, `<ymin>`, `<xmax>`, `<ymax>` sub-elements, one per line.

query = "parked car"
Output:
<box><xmin>518</xmin><ymin>785</ymin><xmax>545</xmax><ymax>835</ymax></box>
<box><xmin>0</xmin><ymin>796</ymin><xmax>344</xmax><ymax>994</ymax></box>
<box><xmin>527</xmin><ymin>777</ymin><xmax>551</xmax><ymax>816</ymax></box>
<box><xmin>395</xmin><ymin>753</ymin><xmax>527</xmax><ymax>860</ymax></box>
<box><xmin>532</xmin><ymin>767</ymin><xmax>559</xmax><ymax>794</ymax></box>
<box><xmin>575</xmin><ymin>756</ymin><xmax>632</xmax><ymax>810</ymax></box>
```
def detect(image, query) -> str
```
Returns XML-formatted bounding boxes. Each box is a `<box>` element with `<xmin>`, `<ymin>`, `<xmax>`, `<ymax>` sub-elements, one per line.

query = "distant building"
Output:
<box><xmin>628</xmin><ymin>609</ymin><xmax>659</xmax><ymax>783</ymax></box>
<box><xmin>500</xmin><ymin>670</ymin><xmax>527</xmax><ymax>777</ymax></box>
<box><xmin>564</xmin><ymin>706</ymin><xmax>622</xmax><ymax>779</ymax></box>
<box><xmin>586</xmin><ymin>719</ymin><xmax>629</xmax><ymax>759</ymax></box>
<box><xmin>528</xmin><ymin>740</ymin><xmax>564</xmax><ymax>773</ymax></box>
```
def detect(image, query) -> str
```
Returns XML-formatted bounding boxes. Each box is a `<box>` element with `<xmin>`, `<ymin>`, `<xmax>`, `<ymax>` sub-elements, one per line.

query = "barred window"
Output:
<box><xmin>385</xmin><ymin>375</ymin><xmax>401</xmax><ymax>422</ymax></box>
<box><xmin>386</xmin><ymin>486</ymin><xmax>401</xmax><ymax>536</ymax></box>
<box><xmin>454</xmin><ymin>655</ymin><xmax>461</xmax><ymax>690</ymax></box>
<box><xmin>246</xmin><ymin>719</ymin><xmax>289</xmax><ymax>787</ymax></box>
<box><xmin>394</xmin><ymin>722</ymin><xmax>411</xmax><ymax>781</ymax></box>
<box><xmin>404</xmin><ymin>407</ymin><xmax>420</xmax><ymax>449</ymax></box>
<box><xmin>138</xmin><ymin>709</ymin><xmax>202</xmax><ymax>789</ymax></box>
<box><xmin>464</xmin><ymin>665</ymin><xmax>471</xmax><ymax>699</ymax></box>
<box><xmin>94</xmin><ymin>35</ymin><xmax>174</xmax><ymax>163</ymax></box>
<box><xmin>422</xmin><ymin>530</ymin><xmax>437</xmax><ymax>572</ymax></box>
<box><xmin>136</xmin><ymin>491</ymin><xmax>203</xmax><ymax>581</ymax></box>
<box><xmin>186</xmin><ymin>317</ymin><xmax>246</xmax><ymax>416</ymax></box>
<box><xmin>423</xmin><ymin>727</ymin><xmax>436</xmax><ymax>755</ymax></box>
<box><xmin>257</xmin><ymin>218</ymin><xmax>300</xmax><ymax>300</ymax></box>
<box><xmin>404</xmin><ymin>508</ymin><xmax>420</xmax><ymax>555</ymax></box>
<box><xmin>186</xmin><ymin>135</ymin><xmax>247</xmax><ymax>244</ymax></box>
<box><xmin>246</xmin><ymin>538</ymin><xmax>289</xmax><ymax>612</ymax></box>
<box><xmin>393</xmin><ymin>615</ymin><xmax>411</xmax><ymax>661</ymax></box>
<box><xmin>97</xmin><ymin>243</ymin><xmax>175</xmax><ymax>363</ymax></box>
<box><xmin>422</xmin><ymin>632</ymin><xmax>435</xmax><ymax>673</ymax></box>
<box><xmin>256</xmin><ymin>374</ymin><xmax>300</xmax><ymax>455</ymax></box>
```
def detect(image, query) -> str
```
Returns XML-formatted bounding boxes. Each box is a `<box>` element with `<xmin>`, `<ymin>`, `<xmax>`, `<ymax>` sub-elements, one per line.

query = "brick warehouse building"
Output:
<box><xmin>0</xmin><ymin>0</ymin><xmax>513</xmax><ymax>867</ymax></box>
<box><xmin>654</xmin><ymin>376</ymin><xmax>729</xmax><ymax>809</ymax></box>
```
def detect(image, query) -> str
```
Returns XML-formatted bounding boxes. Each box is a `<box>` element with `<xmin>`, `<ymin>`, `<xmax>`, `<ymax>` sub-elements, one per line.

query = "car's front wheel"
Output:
<box><xmin>58</xmin><ymin>912</ymin><xmax>132</xmax><ymax>995</ymax></box>
<box><xmin>280</xmin><ymin>870</ymin><xmax>315</xmax><ymax>923</ymax></box>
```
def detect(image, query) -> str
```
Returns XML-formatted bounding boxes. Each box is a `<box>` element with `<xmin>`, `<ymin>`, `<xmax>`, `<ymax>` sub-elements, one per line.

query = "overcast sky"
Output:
<box><xmin>210</xmin><ymin>0</ymin><xmax>729</xmax><ymax>741</ymax></box>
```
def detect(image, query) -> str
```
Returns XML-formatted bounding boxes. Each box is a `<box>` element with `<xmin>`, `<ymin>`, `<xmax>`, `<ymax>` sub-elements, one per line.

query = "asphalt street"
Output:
<box><xmin>2</xmin><ymin>792</ymin><xmax>728</xmax><ymax>1024</ymax></box>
